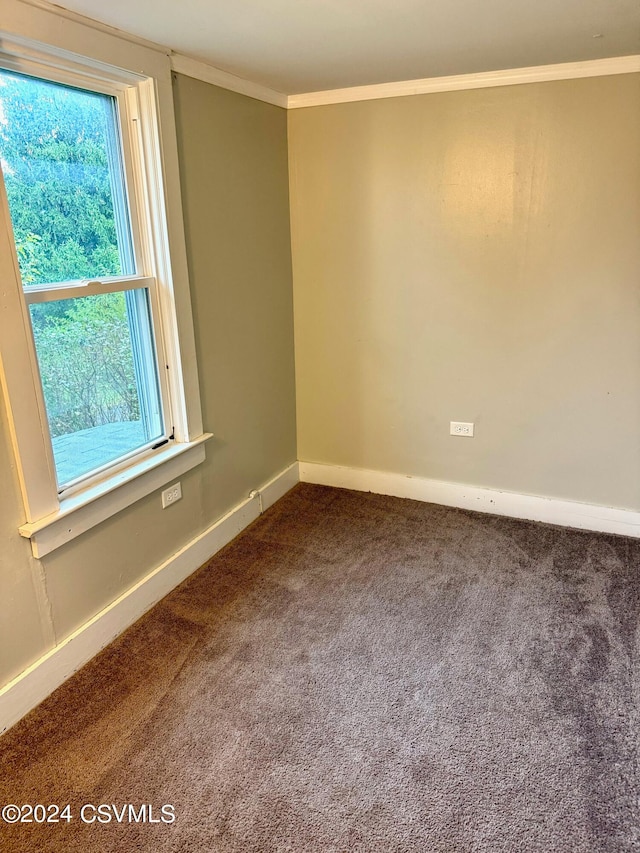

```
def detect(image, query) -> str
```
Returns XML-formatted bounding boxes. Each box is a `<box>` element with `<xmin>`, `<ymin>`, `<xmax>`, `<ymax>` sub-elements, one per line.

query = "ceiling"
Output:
<box><xmin>54</xmin><ymin>0</ymin><xmax>640</xmax><ymax>95</ymax></box>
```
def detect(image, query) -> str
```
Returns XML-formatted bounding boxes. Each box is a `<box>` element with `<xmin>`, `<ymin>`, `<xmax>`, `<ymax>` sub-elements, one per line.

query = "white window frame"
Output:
<box><xmin>0</xmin><ymin>1</ymin><xmax>211</xmax><ymax>558</ymax></box>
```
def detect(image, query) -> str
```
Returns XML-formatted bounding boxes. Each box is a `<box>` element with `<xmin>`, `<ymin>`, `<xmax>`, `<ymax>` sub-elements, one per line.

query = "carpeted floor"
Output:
<box><xmin>1</xmin><ymin>483</ymin><xmax>639</xmax><ymax>852</ymax></box>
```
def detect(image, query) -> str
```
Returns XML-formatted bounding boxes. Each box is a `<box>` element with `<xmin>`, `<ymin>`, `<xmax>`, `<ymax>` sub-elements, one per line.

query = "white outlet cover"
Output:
<box><xmin>161</xmin><ymin>482</ymin><xmax>182</xmax><ymax>508</ymax></box>
<box><xmin>450</xmin><ymin>421</ymin><xmax>474</xmax><ymax>437</ymax></box>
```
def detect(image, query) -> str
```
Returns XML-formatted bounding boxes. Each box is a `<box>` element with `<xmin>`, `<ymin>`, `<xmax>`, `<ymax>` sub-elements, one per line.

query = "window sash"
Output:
<box><xmin>27</xmin><ymin>285</ymin><xmax>173</xmax><ymax>495</ymax></box>
<box><xmin>22</xmin><ymin>276</ymin><xmax>155</xmax><ymax>303</ymax></box>
<box><xmin>21</xmin><ymin>276</ymin><xmax>175</xmax><ymax>497</ymax></box>
<box><xmin>0</xmin><ymin>52</ymin><xmax>148</xmax><ymax>281</ymax></box>
<box><xmin>22</xmin><ymin>277</ymin><xmax>175</xmax><ymax>496</ymax></box>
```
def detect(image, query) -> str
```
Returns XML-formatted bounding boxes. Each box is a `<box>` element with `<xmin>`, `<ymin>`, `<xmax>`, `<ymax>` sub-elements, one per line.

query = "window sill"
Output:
<box><xmin>18</xmin><ymin>433</ymin><xmax>213</xmax><ymax>558</ymax></box>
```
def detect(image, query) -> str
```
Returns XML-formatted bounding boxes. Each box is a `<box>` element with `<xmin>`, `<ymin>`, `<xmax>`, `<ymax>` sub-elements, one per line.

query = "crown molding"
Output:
<box><xmin>287</xmin><ymin>54</ymin><xmax>640</xmax><ymax>109</ymax></box>
<box><xmin>11</xmin><ymin>2</ymin><xmax>640</xmax><ymax>111</ymax></box>
<box><xmin>170</xmin><ymin>53</ymin><xmax>287</xmax><ymax>108</ymax></box>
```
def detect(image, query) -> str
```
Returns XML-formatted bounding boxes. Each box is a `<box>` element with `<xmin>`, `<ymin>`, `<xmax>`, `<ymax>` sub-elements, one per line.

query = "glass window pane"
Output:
<box><xmin>29</xmin><ymin>290</ymin><xmax>164</xmax><ymax>488</ymax></box>
<box><xmin>0</xmin><ymin>69</ymin><xmax>134</xmax><ymax>286</ymax></box>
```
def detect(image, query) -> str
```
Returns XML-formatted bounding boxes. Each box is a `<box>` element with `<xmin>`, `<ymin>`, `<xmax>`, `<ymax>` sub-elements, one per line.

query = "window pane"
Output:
<box><xmin>0</xmin><ymin>69</ymin><xmax>134</xmax><ymax>286</ymax></box>
<box><xmin>29</xmin><ymin>290</ymin><xmax>164</xmax><ymax>488</ymax></box>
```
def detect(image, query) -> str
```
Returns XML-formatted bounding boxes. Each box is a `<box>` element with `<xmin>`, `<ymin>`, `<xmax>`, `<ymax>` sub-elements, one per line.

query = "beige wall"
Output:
<box><xmin>289</xmin><ymin>74</ymin><xmax>640</xmax><ymax>510</ymax></box>
<box><xmin>0</xmin><ymin>74</ymin><xmax>296</xmax><ymax>688</ymax></box>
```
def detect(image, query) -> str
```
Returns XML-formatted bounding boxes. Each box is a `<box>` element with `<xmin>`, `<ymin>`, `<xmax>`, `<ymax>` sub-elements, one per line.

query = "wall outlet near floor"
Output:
<box><xmin>162</xmin><ymin>482</ymin><xmax>182</xmax><ymax>508</ymax></box>
<box><xmin>450</xmin><ymin>421</ymin><xmax>474</xmax><ymax>437</ymax></box>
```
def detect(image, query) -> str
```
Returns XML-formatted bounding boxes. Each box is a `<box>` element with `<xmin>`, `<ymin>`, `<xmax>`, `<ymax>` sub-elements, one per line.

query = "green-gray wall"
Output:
<box><xmin>0</xmin><ymin>74</ymin><xmax>296</xmax><ymax>688</ymax></box>
<box><xmin>289</xmin><ymin>74</ymin><xmax>640</xmax><ymax>510</ymax></box>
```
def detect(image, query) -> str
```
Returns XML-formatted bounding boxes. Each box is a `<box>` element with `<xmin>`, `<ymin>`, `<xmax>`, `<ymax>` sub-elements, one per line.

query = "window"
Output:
<box><xmin>0</xmin><ymin>4</ymin><xmax>209</xmax><ymax>557</ymax></box>
<box><xmin>1</xmin><ymin>69</ymin><xmax>169</xmax><ymax>490</ymax></box>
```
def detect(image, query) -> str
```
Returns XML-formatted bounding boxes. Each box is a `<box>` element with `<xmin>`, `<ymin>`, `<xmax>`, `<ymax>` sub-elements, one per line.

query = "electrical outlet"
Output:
<box><xmin>162</xmin><ymin>482</ymin><xmax>182</xmax><ymax>508</ymax></box>
<box><xmin>450</xmin><ymin>421</ymin><xmax>474</xmax><ymax>437</ymax></box>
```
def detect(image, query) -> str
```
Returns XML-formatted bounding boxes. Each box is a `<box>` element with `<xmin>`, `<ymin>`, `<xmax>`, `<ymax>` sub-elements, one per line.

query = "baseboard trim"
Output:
<box><xmin>259</xmin><ymin>461</ymin><xmax>300</xmax><ymax>511</ymax></box>
<box><xmin>299</xmin><ymin>461</ymin><xmax>640</xmax><ymax>538</ymax></box>
<box><xmin>0</xmin><ymin>462</ymin><xmax>299</xmax><ymax>736</ymax></box>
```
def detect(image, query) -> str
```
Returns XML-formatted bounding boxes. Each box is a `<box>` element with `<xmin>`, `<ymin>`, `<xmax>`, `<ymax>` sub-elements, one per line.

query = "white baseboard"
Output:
<box><xmin>0</xmin><ymin>462</ymin><xmax>299</xmax><ymax>736</ymax></box>
<box><xmin>299</xmin><ymin>461</ymin><xmax>640</xmax><ymax>539</ymax></box>
<box><xmin>260</xmin><ymin>460</ymin><xmax>300</xmax><ymax>511</ymax></box>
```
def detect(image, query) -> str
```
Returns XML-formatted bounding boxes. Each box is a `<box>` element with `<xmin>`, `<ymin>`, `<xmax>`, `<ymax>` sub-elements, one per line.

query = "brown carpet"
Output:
<box><xmin>1</xmin><ymin>483</ymin><xmax>639</xmax><ymax>852</ymax></box>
